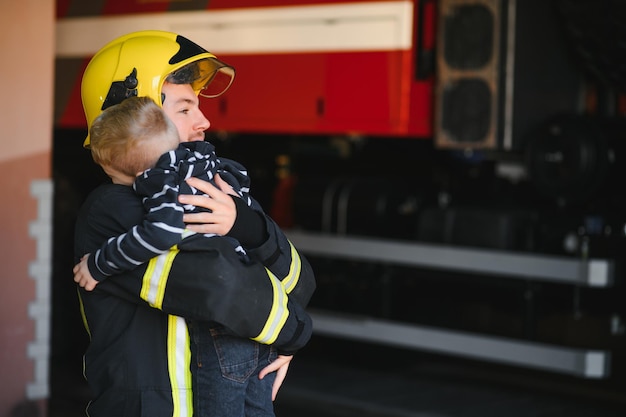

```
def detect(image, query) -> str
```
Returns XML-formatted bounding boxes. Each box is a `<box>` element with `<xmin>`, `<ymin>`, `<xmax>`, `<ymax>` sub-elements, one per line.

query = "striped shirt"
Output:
<box><xmin>89</xmin><ymin>141</ymin><xmax>253</xmax><ymax>281</ymax></box>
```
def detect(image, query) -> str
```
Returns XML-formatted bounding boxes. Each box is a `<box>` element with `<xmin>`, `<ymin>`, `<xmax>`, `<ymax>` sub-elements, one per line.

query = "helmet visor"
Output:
<box><xmin>194</xmin><ymin>57</ymin><xmax>235</xmax><ymax>98</ymax></box>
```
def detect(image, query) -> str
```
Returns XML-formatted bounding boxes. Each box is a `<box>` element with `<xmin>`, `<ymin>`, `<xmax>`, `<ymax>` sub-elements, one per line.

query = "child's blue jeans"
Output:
<box><xmin>189</xmin><ymin>321</ymin><xmax>277</xmax><ymax>417</ymax></box>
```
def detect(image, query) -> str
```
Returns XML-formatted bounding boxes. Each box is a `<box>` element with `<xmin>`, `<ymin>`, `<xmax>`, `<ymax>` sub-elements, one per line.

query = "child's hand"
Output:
<box><xmin>73</xmin><ymin>254</ymin><xmax>99</xmax><ymax>291</ymax></box>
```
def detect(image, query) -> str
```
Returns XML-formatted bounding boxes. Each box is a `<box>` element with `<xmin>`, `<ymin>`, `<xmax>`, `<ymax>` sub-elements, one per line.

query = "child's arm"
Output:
<box><xmin>88</xmin><ymin>169</ymin><xmax>186</xmax><ymax>282</ymax></box>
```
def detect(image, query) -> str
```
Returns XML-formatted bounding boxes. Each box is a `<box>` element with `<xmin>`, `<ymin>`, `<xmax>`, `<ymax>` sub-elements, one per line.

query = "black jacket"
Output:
<box><xmin>74</xmin><ymin>183</ymin><xmax>315</xmax><ymax>417</ymax></box>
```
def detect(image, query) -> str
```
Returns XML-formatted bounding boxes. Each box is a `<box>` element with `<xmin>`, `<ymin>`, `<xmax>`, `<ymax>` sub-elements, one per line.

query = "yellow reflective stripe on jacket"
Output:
<box><xmin>252</xmin><ymin>268</ymin><xmax>289</xmax><ymax>344</ymax></box>
<box><xmin>140</xmin><ymin>247</ymin><xmax>179</xmax><ymax>309</ymax></box>
<box><xmin>167</xmin><ymin>315</ymin><xmax>193</xmax><ymax>417</ymax></box>
<box><xmin>77</xmin><ymin>289</ymin><xmax>91</xmax><ymax>340</ymax></box>
<box><xmin>281</xmin><ymin>241</ymin><xmax>301</xmax><ymax>294</ymax></box>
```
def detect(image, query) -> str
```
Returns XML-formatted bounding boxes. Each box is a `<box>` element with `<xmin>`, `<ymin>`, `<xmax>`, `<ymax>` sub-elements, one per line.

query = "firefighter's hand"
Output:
<box><xmin>179</xmin><ymin>175</ymin><xmax>238</xmax><ymax>235</ymax></box>
<box><xmin>73</xmin><ymin>254</ymin><xmax>99</xmax><ymax>291</ymax></box>
<box><xmin>259</xmin><ymin>354</ymin><xmax>293</xmax><ymax>401</ymax></box>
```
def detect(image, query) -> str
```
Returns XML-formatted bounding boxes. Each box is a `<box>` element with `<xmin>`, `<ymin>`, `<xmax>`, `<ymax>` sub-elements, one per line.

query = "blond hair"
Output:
<box><xmin>89</xmin><ymin>96</ymin><xmax>180</xmax><ymax>177</ymax></box>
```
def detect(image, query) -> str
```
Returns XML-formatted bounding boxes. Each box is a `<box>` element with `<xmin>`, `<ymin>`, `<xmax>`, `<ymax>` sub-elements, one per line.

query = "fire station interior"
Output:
<box><xmin>50</xmin><ymin>1</ymin><xmax>626</xmax><ymax>416</ymax></box>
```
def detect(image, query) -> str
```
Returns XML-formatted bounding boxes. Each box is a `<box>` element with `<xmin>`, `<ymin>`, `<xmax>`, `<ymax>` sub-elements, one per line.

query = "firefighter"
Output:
<box><xmin>75</xmin><ymin>30</ymin><xmax>315</xmax><ymax>417</ymax></box>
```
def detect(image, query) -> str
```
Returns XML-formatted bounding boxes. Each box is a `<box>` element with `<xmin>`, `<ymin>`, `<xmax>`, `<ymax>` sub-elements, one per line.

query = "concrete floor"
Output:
<box><xmin>48</xmin><ymin>336</ymin><xmax>626</xmax><ymax>417</ymax></box>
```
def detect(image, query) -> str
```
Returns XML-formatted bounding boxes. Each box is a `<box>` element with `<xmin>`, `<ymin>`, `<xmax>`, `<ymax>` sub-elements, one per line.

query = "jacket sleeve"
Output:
<box><xmin>102</xmin><ymin>236</ymin><xmax>312</xmax><ymax>353</ymax></box>
<box><xmin>219</xmin><ymin>158</ymin><xmax>317</xmax><ymax>309</ymax></box>
<box><xmin>75</xmin><ymin>184</ymin><xmax>312</xmax><ymax>353</ymax></box>
<box><xmin>237</xmin><ymin>196</ymin><xmax>317</xmax><ymax>309</ymax></box>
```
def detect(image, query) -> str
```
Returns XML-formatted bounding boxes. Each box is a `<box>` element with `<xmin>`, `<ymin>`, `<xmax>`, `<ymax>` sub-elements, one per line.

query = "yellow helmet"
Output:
<box><xmin>81</xmin><ymin>30</ymin><xmax>235</xmax><ymax>147</ymax></box>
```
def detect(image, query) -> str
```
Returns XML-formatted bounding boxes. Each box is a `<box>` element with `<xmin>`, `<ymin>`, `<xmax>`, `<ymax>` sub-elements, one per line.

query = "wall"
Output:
<box><xmin>0</xmin><ymin>1</ymin><xmax>54</xmax><ymax>416</ymax></box>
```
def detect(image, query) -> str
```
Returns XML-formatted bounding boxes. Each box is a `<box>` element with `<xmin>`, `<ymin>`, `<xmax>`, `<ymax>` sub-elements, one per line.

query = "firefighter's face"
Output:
<box><xmin>161</xmin><ymin>82</ymin><xmax>210</xmax><ymax>143</ymax></box>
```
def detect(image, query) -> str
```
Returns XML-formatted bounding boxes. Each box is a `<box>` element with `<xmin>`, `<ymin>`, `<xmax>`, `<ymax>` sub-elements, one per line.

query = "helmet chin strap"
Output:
<box><xmin>101</xmin><ymin>68</ymin><xmax>139</xmax><ymax>110</ymax></box>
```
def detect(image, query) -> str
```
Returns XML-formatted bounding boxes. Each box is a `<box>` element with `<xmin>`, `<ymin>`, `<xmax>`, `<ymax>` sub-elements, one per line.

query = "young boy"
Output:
<box><xmin>73</xmin><ymin>96</ymin><xmax>255</xmax><ymax>289</ymax></box>
<box><xmin>73</xmin><ymin>95</ymin><xmax>294</xmax><ymax>416</ymax></box>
